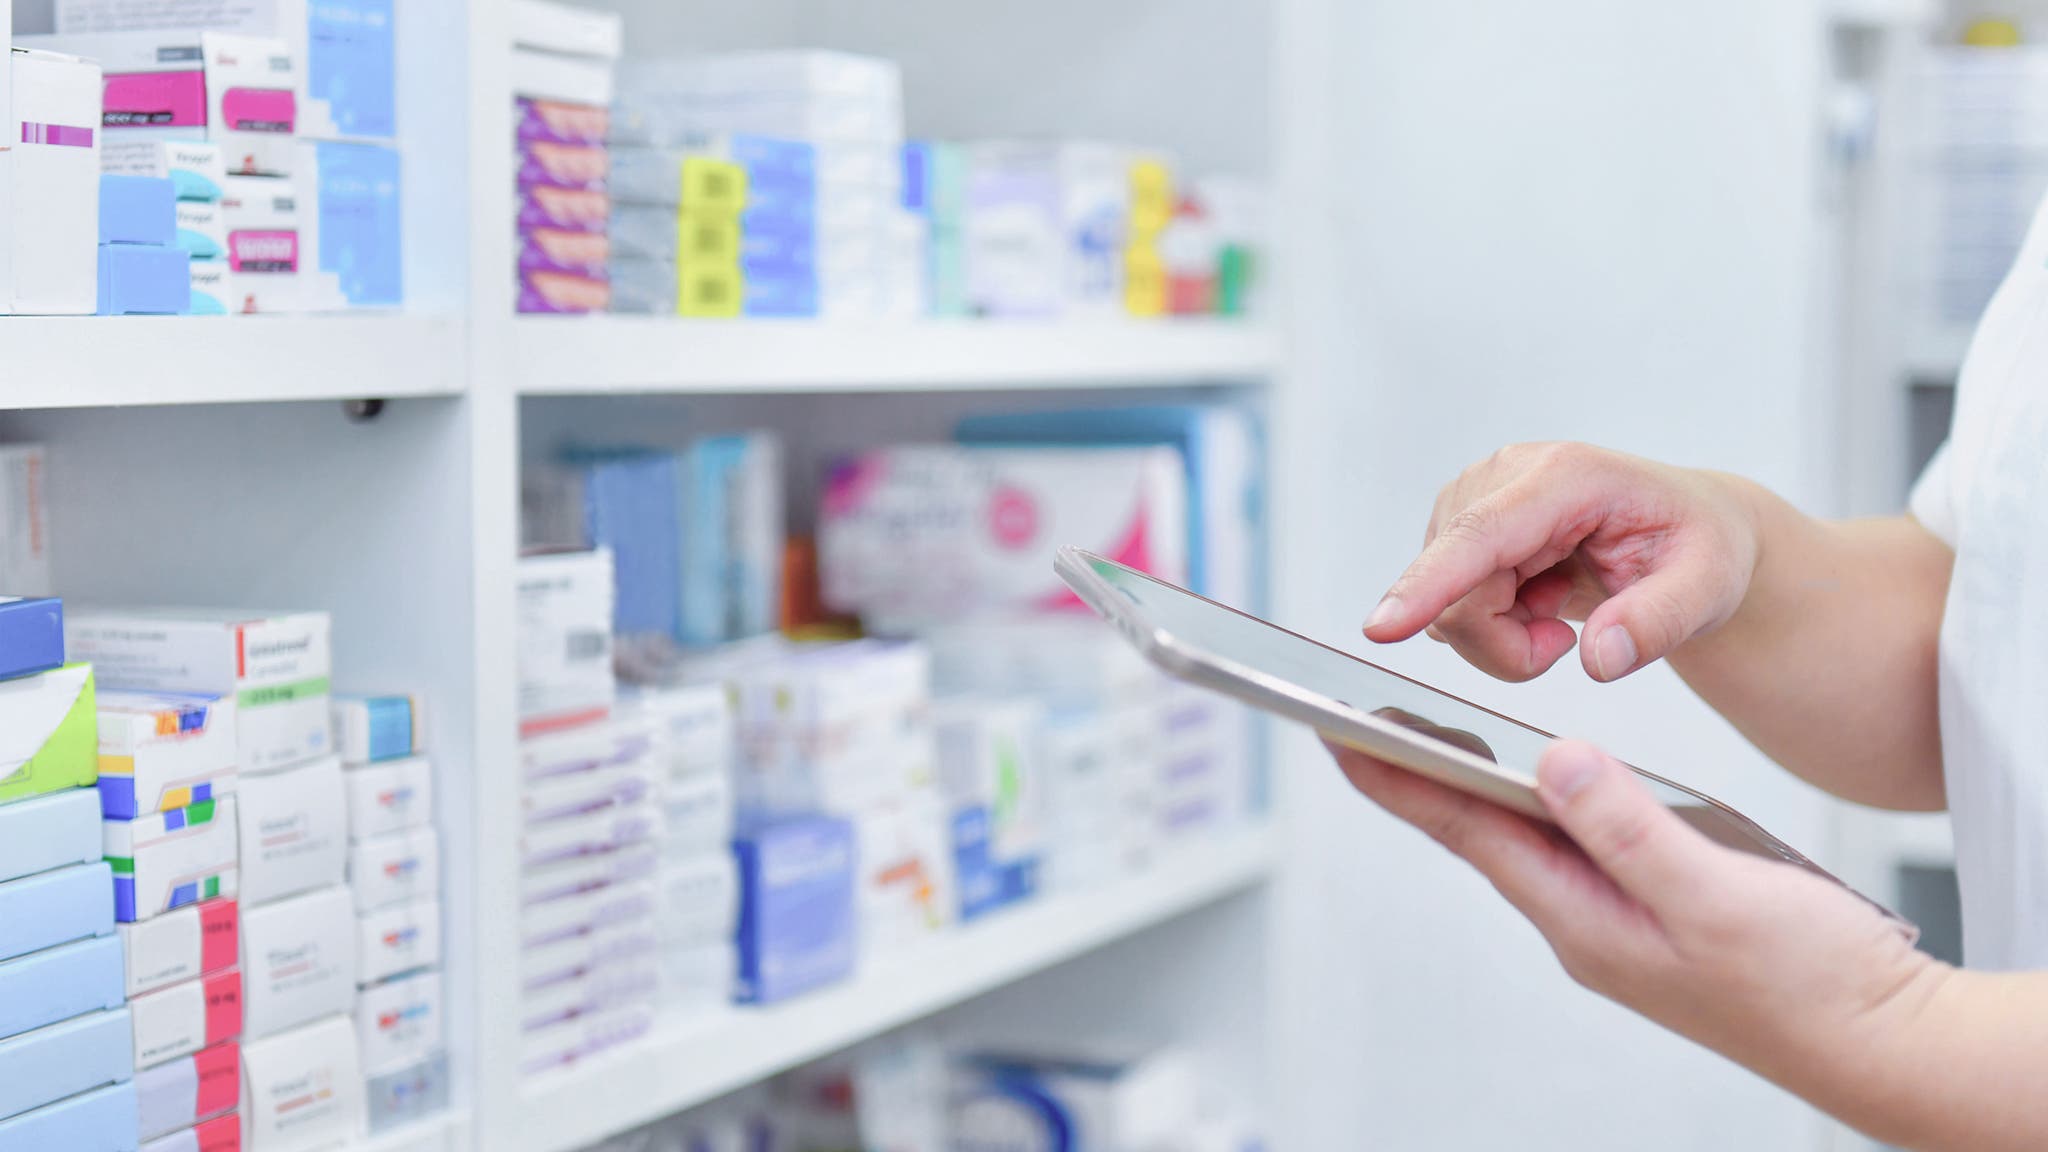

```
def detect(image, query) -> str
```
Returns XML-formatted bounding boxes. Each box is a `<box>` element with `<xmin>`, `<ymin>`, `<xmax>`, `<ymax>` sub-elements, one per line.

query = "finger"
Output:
<box><xmin>1516</xmin><ymin>566</ymin><xmax>1578</xmax><ymax>621</ymax></box>
<box><xmin>1537</xmin><ymin>741</ymin><xmax>1721</xmax><ymax>908</ymax></box>
<box><xmin>1576</xmin><ymin>543</ymin><xmax>1740</xmax><ymax>681</ymax></box>
<box><xmin>1324</xmin><ymin>740</ymin><xmax>1618</xmax><ymax>935</ymax></box>
<box><xmin>1432</xmin><ymin>569</ymin><xmax>1579</xmax><ymax>682</ymax></box>
<box><xmin>1366</xmin><ymin>475</ymin><xmax>1603</xmax><ymax>643</ymax></box>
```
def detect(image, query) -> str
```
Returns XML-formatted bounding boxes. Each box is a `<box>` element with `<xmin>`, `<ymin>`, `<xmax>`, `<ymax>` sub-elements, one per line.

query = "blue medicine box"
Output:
<box><xmin>0</xmin><ymin>935</ymin><xmax>125</xmax><ymax>1043</ymax></box>
<box><xmin>99</xmin><ymin>176</ymin><xmax>177</xmax><ymax>246</ymax></box>
<box><xmin>0</xmin><ymin>596</ymin><xmax>64</xmax><ymax>682</ymax></box>
<box><xmin>97</xmin><ymin>245</ymin><xmax>191</xmax><ymax>316</ymax></box>
<box><xmin>315</xmin><ymin>141</ymin><xmax>403</xmax><ymax>306</ymax></box>
<box><xmin>743</xmin><ymin>271</ymin><xmax>819</xmax><ymax>318</ymax></box>
<box><xmin>307</xmin><ymin>0</ymin><xmax>397</xmax><ymax>139</ymax></box>
<box><xmin>952</xmin><ymin>806</ymin><xmax>1040</xmax><ymax>922</ymax></box>
<box><xmin>0</xmin><ymin>788</ymin><xmax>100</xmax><ymax>886</ymax></box>
<box><xmin>0</xmin><ymin>1009</ymin><xmax>134</xmax><ymax>1124</ymax></box>
<box><xmin>0</xmin><ymin>863</ymin><xmax>115</xmax><ymax>964</ymax></box>
<box><xmin>733</xmin><ymin>814</ymin><xmax>856</xmax><ymax>1005</ymax></box>
<box><xmin>0</xmin><ymin>1081</ymin><xmax>138</xmax><ymax>1152</ymax></box>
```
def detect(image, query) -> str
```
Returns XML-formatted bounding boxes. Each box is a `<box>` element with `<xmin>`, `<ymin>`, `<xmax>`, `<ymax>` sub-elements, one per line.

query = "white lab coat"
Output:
<box><xmin>1910</xmin><ymin>194</ymin><xmax>2048</xmax><ymax>971</ymax></box>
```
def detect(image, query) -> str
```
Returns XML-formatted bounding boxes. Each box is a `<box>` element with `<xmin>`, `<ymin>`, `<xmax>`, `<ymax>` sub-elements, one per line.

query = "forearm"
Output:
<box><xmin>1667</xmin><ymin>479</ymin><xmax>1953</xmax><ymax>810</ymax></box>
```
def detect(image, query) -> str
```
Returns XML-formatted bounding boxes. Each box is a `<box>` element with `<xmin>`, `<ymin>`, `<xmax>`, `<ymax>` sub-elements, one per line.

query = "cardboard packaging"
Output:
<box><xmin>512</xmin><ymin>0</ymin><xmax>623</xmax><ymax>58</ymax></box>
<box><xmin>950</xmin><ymin>1047</ymin><xmax>1199</xmax><ymax>1152</ymax></box>
<box><xmin>135</xmin><ymin>1039</ymin><xmax>237</xmax><ymax>1141</ymax></box>
<box><xmin>7</xmin><ymin>48</ymin><xmax>102</xmax><ymax>315</ymax></box>
<box><xmin>733</xmin><ymin>815</ymin><xmax>856</xmax><ymax>1004</ymax></box>
<box><xmin>0</xmin><ymin>784</ymin><xmax>100</xmax><ymax>884</ymax></box>
<box><xmin>855</xmin><ymin>799</ymin><xmax>956</xmax><ymax>955</ymax></box>
<box><xmin>0</xmin><ymin>447</ymin><xmax>51</xmax><ymax>598</ymax></box>
<box><xmin>188</xmin><ymin>258</ymin><xmax>229</xmax><ymax>314</ymax></box>
<box><xmin>511</xmin><ymin>48</ymin><xmax>615</xmax><ymax>107</ymax></box>
<box><xmin>354</xmin><ymin>967</ymin><xmax>441</xmax><ymax>1077</ymax></box>
<box><xmin>820</xmin><ymin>446</ymin><xmax>1189</xmax><ymax>630</ymax></box>
<box><xmin>521</xmin><ymin>879</ymin><xmax>655</xmax><ymax>950</ymax></box>
<box><xmin>235</xmin><ymin>757</ymin><xmax>345</xmax><ymax>905</ymax></box>
<box><xmin>516</xmin><ymin>550</ymin><xmax>616</xmax><ymax>736</ymax></box>
<box><xmin>130</xmin><ymin>967</ymin><xmax>241</xmax><ymax>1069</ymax></box>
<box><xmin>363</xmin><ymin>1050</ymin><xmax>447</xmax><ymax>1136</ymax></box>
<box><xmin>519</xmin><ymin>1004</ymin><xmax>651</xmax><ymax>1077</ymax></box>
<box><xmin>140</xmin><ymin>1111</ymin><xmax>238</xmax><ymax>1152</ymax></box>
<box><xmin>240</xmin><ymin>1016</ymin><xmax>362</xmax><ymax>1152</ymax></box>
<box><xmin>175</xmin><ymin>200</ymin><xmax>226</xmax><ymax>258</ymax></box>
<box><xmin>520</xmin><ymin>839</ymin><xmax>657</xmax><ymax>908</ymax></box>
<box><xmin>303</xmin><ymin>139</ymin><xmax>401</xmax><ymax>307</ymax></box>
<box><xmin>521</xmin><ymin>921</ymin><xmax>657</xmax><ymax>994</ymax></box>
<box><xmin>65</xmin><ymin>609</ymin><xmax>333</xmax><ymax>772</ymax></box>
<box><xmin>520</xmin><ymin>956</ymin><xmax>656</xmax><ymax>1031</ymax></box>
<box><xmin>201</xmin><ymin>35</ymin><xmax>297</xmax><ymax>178</ymax></box>
<box><xmin>517</xmin><ymin>96</ymin><xmax>608</xmax><ymax>147</ymax></box>
<box><xmin>357</xmin><ymin>899</ymin><xmax>441</xmax><ymax>986</ymax></box>
<box><xmin>121</xmin><ymin>898</ymin><xmax>239</xmax><ymax>999</ymax></box>
<box><xmin>100</xmin><ymin>173</ymin><xmax>177</xmax><ymax>244</ymax></box>
<box><xmin>240</xmin><ymin>886</ymin><xmax>354</xmax><ymax>1040</ymax></box>
<box><xmin>97</xmin><ymin>690</ymin><xmax>239</xmax><ymax>820</ymax></box>
<box><xmin>662</xmin><ymin>769</ymin><xmax>733</xmax><ymax>861</ymax></box>
<box><xmin>0</xmin><ymin>861</ymin><xmax>115</xmax><ymax>963</ymax></box>
<box><xmin>97</xmin><ymin>242</ymin><xmax>192</xmax><ymax>314</ymax></box>
<box><xmin>660</xmin><ymin>939</ymin><xmax>734</xmax><ymax>1019</ymax></box>
<box><xmin>0</xmin><ymin>1081</ymin><xmax>139</xmax><ymax>1152</ymax></box>
<box><xmin>657</xmin><ymin>854</ymin><xmax>739</xmax><ymax>950</ymax></box>
<box><xmin>0</xmin><ymin>933</ymin><xmax>125</xmax><ymax>1042</ymax></box>
<box><xmin>0</xmin><ymin>662</ymin><xmax>97</xmax><ymax>805</ymax></box>
<box><xmin>218</xmin><ymin>176</ymin><xmax>304</xmax><ymax>313</ymax></box>
<box><xmin>342</xmin><ymin>755</ymin><xmax>432</xmax><ymax>841</ymax></box>
<box><xmin>0</xmin><ymin>1008</ymin><xmax>133</xmax><ymax>1123</ymax></box>
<box><xmin>105</xmin><ymin>795</ymin><xmax>240</xmax><ymax>923</ymax></box>
<box><xmin>331</xmin><ymin>693</ymin><xmax>423</xmax><ymax>766</ymax></box>
<box><xmin>100</xmin><ymin>138</ymin><xmax>226</xmax><ymax>201</ymax></box>
<box><xmin>348</xmin><ymin>826</ymin><xmax>439</xmax><ymax>913</ymax></box>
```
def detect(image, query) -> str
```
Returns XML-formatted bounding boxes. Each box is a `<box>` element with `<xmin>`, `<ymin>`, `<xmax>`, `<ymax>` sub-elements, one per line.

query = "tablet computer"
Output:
<box><xmin>1055</xmin><ymin>546</ymin><xmax>1918</xmax><ymax>939</ymax></box>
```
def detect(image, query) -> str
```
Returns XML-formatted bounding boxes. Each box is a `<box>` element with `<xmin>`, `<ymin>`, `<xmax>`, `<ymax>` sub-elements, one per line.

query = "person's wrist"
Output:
<box><xmin>1820</xmin><ymin>959</ymin><xmax>1966</xmax><ymax>1149</ymax></box>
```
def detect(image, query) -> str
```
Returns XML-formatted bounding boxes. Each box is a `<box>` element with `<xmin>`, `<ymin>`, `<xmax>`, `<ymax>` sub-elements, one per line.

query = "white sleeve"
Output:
<box><xmin>1909</xmin><ymin>441</ymin><xmax>1959</xmax><ymax>546</ymax></box>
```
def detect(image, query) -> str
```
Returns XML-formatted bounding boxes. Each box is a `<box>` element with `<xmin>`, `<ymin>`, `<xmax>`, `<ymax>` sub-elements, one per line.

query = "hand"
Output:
<box><xmin>1326</xmin><ymin>738</ymin><xmax>1951</xmax><ymax>1127</ymax></box>
<box><xmin>1363</xmin><ymin>443</ymin><xmax>1762</xmax><ymax>682</ymax></box>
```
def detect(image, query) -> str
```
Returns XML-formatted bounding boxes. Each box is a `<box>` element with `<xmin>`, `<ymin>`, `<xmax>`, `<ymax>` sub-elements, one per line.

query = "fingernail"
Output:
<box><xmin>1544</xmin><ymin>743</ymin><xmax>1604</xmax><ymax>801</ymax></box>
<box><xmin>1592</xmin><ymin>626</ymin><xmax>1637</xmax><ymax>680</ymax></box>
<box><xmin>1366</xmin><ymin>595</ymin><xmax>1403</xmax><ymax>632</ymax></box>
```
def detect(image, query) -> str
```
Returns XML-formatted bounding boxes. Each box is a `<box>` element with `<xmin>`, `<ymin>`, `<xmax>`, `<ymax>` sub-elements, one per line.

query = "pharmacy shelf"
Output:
<box><xmin>349</xmin><ymin>1110</ymin><xmax>469</xmax><ymax>1152</ymax></box>
<box><xmin>509</xmin><ymin>829</ymin><xmax>1277</xmax><ymax>1152</ymax></box>
<box><xmin>509</xmin><ymin>317</ymin><xmax>1282</xmax><ymax>395</ymax></box>
<box><xmin>0</xmin><ymin>315</ymin><xmax>465</xmax><ymax>409</ymax></box>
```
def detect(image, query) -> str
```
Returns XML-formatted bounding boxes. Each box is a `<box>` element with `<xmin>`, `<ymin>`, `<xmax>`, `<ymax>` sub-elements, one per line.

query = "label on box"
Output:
<box><xmin>0</xmin><ymin>447</ymin><xmax>51</xmax><ymax>597</ymax></box>
<box><xmin>203</xmin><ymin>34</ymin><xmax>297</xmax><ymax>177</ymax></box>
<box><xmin>136</xmin><ymin>1039</ymin><xmax>238</xmax><ymax>1142</ymax></box>
<box><xmin>0</xmin><ymin>663</ymin><xmax>98</xmax><ymax>806</ymax></box>
<box><xmin>235</xmin><ymin>758</ymin><xmax>345</xmax><ymax>905</ymax></box>
<box><xmin>96</xmin><ymin>690</ymin><xmax>238</xmax><ymax>820</ymax></box>
<box><xmin>101</xmin><ymin>138</ymin><xmax>226</xmax><ymax>201</ymax></box>
<box><xmin>357</xmin><ymin>900</ymin><xmax>440</xmax><ymax>986</ymax></box>
<box><xmin>516</xmin><ymin>96</ymin><xmax>609</xmax><ymax>146</ymax></box>
<box><xmin>516</xmin><ymin>550</ymin><xmax>615</xmax><ymax>733</ymax></box>
<box><xmin>120</xmin><ymin>898</ymin><xmax>239</xmax><ymax>998</ymax></box>
<box><xmin>130</xmin><ymin>967</ymin><xmax>241</xmax><ymax>1070</ymax></box>
<box><xmin>240</xmin><ymin>886</ymin><xmax>354</xmax><ymax>1041</ymax></box>
<box><xmin>240</xmin><ymin>1016</ymin><xmax>361</xmax><ymax>1151</ymax></box>
<box><xmin>188</xmin><ymin>259</ymin><xmax>229</xmax><ymax>315</ymax></box>
<box><xmin>105</xmin><ymin>795</ymin><xmax>240</xmax><ymax>923</ymax></box>
<box><xmin>364</xmin><ymin>1051</ymin><xmax>448</xmax><ymax>1136</ymax></box>
<box><xmin>140</xmin><ymin>1111</ymin><xmax>241</xmax><ymax>1152</ymax></box>
<box><xmin>347</xmin><ymin>827</ymin><xmax>440</xmax><ymax>912</ymax></box>
<box><xmin>331</xmin><ymin>694</ymin><xmax>423</xmax><ymax>766</ymax></box>
<box><xmin>342</xmin><ymin>755</ymin><xmax>433</xmax><ymax>840</ymax></box>
<box><xmin>354</xmin><ymin>968</ymin><xmax>441</xmax><ymax>1077</ymax></box>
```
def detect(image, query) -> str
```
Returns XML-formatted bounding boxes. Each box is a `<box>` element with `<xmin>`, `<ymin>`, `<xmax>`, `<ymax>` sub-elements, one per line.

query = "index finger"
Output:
<box><xmin>1364</xmin><ymin>474</ymin><xmax>1602</xmax><ymax>643</ymax></box>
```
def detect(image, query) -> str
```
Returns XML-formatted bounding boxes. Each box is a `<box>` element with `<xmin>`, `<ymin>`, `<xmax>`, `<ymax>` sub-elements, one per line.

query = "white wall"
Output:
<box><xmin>1269</xmin><ymin>1</ymin><xmax>1851</xmax><ymax>1147</ymax></box>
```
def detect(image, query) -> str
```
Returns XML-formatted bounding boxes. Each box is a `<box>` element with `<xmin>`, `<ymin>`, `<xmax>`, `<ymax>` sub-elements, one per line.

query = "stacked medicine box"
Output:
<box><xmin>40</xmin><ymin>0</ymin><xmax>403</xmax><ymax>312</ymax></box>
<box><xmin>0</xmin><ymin>598</ymin><xmax>136</xmax><ymax>1150</ymax></box>
<box><xmin>516</xmin><ymin>549</ymin><xmax>669</xmax><ymax>1075</ymax></box>
<box><xmin>903</xmin><ymin>140</ymin><xmax>968</xmax><ymax>316</ymax></box>
<box><xmin>2</xmin><ymin>46</ymin><xmax>103</xmax><ymax>316</ymax></box>
<box><xmin>102</xmin><ymin>142</ymin><xmax>227</xmax><ymax>314</ymax></box>
<box><xmin>605</xmin><ymin>132</ymin><xmax>803</xmax><ymax>318</ymax></box>
<box><xmin>68</xmin><ymin>609</ymin><xmax>369</xmax><ymax>1151</ymax></box>
<box><xmin>1122</xmin><ymin>156</ymin><xmax>1174</xmax><ymax>317</ymax></box>
<box><xmin>964</xmin><ymin>141</ymin><xmax>1133</xmax><ymax>319</ymax></box>
<box><xmin>96</xmin><ymin>167</ymin><xmax>192</xmax><ymax>315</ymax></box>
<box><xmin>511</xmin><ymin>0</ymin><xmax>620</xmax><ymax>314</ymax></box>
<box><xmin>335</xmin><ymin>692</ymin><xmax>448</xmax><ymax>1135</ymax></box>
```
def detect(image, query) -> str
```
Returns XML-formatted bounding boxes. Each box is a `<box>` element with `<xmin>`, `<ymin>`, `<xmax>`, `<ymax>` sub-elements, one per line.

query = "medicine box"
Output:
<box><xmin>121</xmin><ymin>898</ymin><xmax>239</xmax><ymax>998</ymax></box>
<box><xmin>521</xmin><ymin>801</ymin><xmax>659</xmax><ymax>869</ymax></box>
<box><xmin>100</xmin><ymin>139</ymin><xmax>226</xmax><ymax>202</ymax></box>
<box><xmin>662</xmin><ymin>768</ymin><xmax>733</xmax><ymax>860</ymax></box>
<box><xmin>202</xmin><ymin>34</ymin><xmax>298</xmax><ymax>178</ymax></box>
<box><xmin>0</xmin><ymin>596</ymin><xmax>63</xmax><ymax>682</ymax></box>
<box><xmin>355</xmin><ymin>967</ymin><xmax>442</xmax><ymax>1077</ymax></box>
<box><xmin>217</xmin><ymin>176</ymin><xmax>305</xmax><ymax>314</ymax></box>
<box><xmin>511</xmin><ymin>47</ymin><xmax>615</xmax><ymax>107</ymax></box>
<box><xmin>343</xmin><ymin>754</ymin><xmax>433</xmax><ymax>840</ymax></box>
<box><xmin>106</xmin><ymin>795</ymin><xmax>239</xmax><ymax>923</ymax></box>
<box><xmin>520</xmin><ymin>1004</ymin><xmax>651</xmax><ymax>1078</ymax></box>
<box><xmin>98</xmin><ymin>691</ymin><xmax>238</xmax><ymax>820</ymax></box>
<box><xmin>357</xmin><ymin>899</ymin><xmax>441</xmax><ymax>986</ymax></box>
<box><xmin>520</xmin><ymin>957</ymin><xmax>657</xmax><ymax>1031</ymax></box>
<box><xmin>0</xmin><ymin>861</ymin><xmax>114</xmax><ymax>963</ymax></box>
<box><xmin>0</xmin><ymin>933</ymin><xmax>125</xmax><ymax>1043</ymax></box>
<box><xmin>657</xmin><ymin>854</ymin><xmax>739</xmax><ymax>950</ymax></box>
<box><xmin>733</xmin><ymin>815</ymin><xmax>856</xmax><ymax>1004</ymax></box>
<box><xmin>516</xmin><ymin>549</ymin><xmax>616</xmax><ymax>736</ymax></box>
<box><xmin>130</xmin><ymin>967</ymin><xmax>241</xmax><ymax>1069</ymax></box>
<box><xmin>519</xmin><ymin>267</ymin><xmax>609</xmax><ymax>314</ymax></box>
<box><xmin>175</xmin><ymin>200</ymin><xmax>225</xmax><ymax>259</ymax></box>
<box><xmin>348</xmin><ymin>826</ymin><xmax>439</xmax><ymax>913</ymax></box>
<box><xmin>332</xmin><ymin>693</ymin><xmax>424</xmax><ymax>765</ymax></box>
<box><xmin>7</xmin><ymin>48</ymin><xmax>102</xmax><ymax>316</ymax></box>
<box><xmin>0</xmin><ymin>447</ymin><xmax>52</xmax><ymax>598</ymax></box>
<box><xmin>240</xmin><ymin>886</ymin><xmax>354</xmax><ymax>1040</ymax></box>
<box><xmin>240</xmin><ymin>1016</ymin><xmax>361</xmax><ymax>1152</ymax></box>
<box><xmin>141</xmin><ymin>1111</ymin><xmax>237</xmax><ymax>1152</ymax></box>
<box><xmin>0</xmin><ymin>1081</ymin><xmax>138</xmax><ymax>1152</ymax></box>
<box><xmin>856</xmin><ymin>799</ymin><xmax>956</xmax><ymax>955</ymax></box>
<box><xmin>678</xmin><ymin>434</ymin><xmax>783</xmax><ymax>647</ymax></box>
<box><xmin>0</xmin><ymin>785</ymin><xmax>100</xmax><ymax>884</ymax></box>
<box><xmin>364</xmin><ymin>1050</ymin><xmax>448</xmax><ymax>1136</ymax></box>
<box><xmin>305</xmin><ymin>139</ymin><xmax>402</xmax><ymax>307</ymax></box>
<box><xmin>521</xmin><ymin>879</ymin><xmax>655</xmax><ymax>950</ymax></box>
<box><xmin>235</xmin><ymin>756</ymin><xmax>345</xmax><ymax>905</ymax></box>
<box><xmin>522</xmin><ymin>921</ymin><xmax>657</xmax><ymax>993</ymax></box>
<box><xmin>518</xmin><ymin>96</ymin><xmax>609</xmax><ymax>147</ymax></box>
<box><xmin>512</xmin><ymin>0</ymin><xmax>624</xmax><ymax>58</ymax></box>
<box><xmin>951</xmin><ymin>1046</ymin><xmax>1199</xmax><ymax>1152</ymax></box>
<box><xmin>0</xmin><ymin>1008</ymin><xmax>133</xmax><ymax>1123</ymax></box>
<box><xmin>101</xmin><ymin>173</ymin><xmax>177</xmax><ymax>244</ymax></box>
<box><xmin>521</xmin><ymin>753</ymin><xmax>656</xmax><ymax>825</ymax></box>
<box><xmin>933</xmin><ymin>695</ymin><xmax>1048</xmax><ymax>865</ymax></box>
<box><xmin>0</xmin><ymin>662</ymin><xmax>97</xmax><ymax>805</ymax></box>
<box><xmin>135</xmin><ymin>1040</ymin><xmax>236</xmax><ymax>1141</ymax></box>
<box><xmin>188</xmin><ymin>258</ymin><xmax>229</xmax><ymax>314</ymax></box>
<box><xmin>66</xmin><ymin>609</ymin><xmax>333</xmax><ymax>773</ymax></box>
<box><xmin>521</xmin><ymin>839</ymin><xmax>657</xmax><ymax>907</ymax></box>
<box><xmin>98</xmin><ymin>242</ymin><xmax>192</xmax><ymax>315</ymax></box>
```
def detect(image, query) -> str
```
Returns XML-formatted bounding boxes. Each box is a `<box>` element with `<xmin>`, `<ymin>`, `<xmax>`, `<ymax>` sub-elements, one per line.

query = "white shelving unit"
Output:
<box><xmin>0</xmin><ymin>2</ymin><xmax>1288</xmax><ymax>1150</ymax></box>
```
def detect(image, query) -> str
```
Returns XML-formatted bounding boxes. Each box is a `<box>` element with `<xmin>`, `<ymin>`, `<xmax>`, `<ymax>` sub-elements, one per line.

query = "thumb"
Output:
<box><xmin>1538</xmin><ymin>741</ymin><xmax>1716</xmax><ymax>907</ymax></box>
<box><xmin>1577</xmin><ymin>549</ymin><xmax>1738</xmax><ymax>682</ymax></box>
